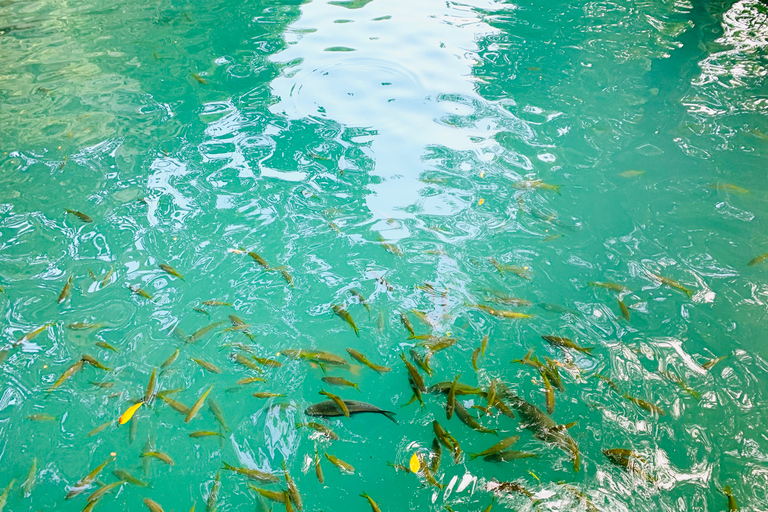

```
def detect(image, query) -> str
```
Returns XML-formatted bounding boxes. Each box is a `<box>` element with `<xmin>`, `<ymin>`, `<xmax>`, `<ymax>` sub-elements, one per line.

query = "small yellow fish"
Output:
<box><xmin>748</xmin><ymin>252</ymin><xmax>768</xmax><ymax>266</ymax></box>
<box><xmin>159</xmin><ymin>264</ymin><xmax>184</xmax><ymax>280</ymax></box>
<box><xmin>332</xmin><ymin>305</ymin><xmax>359</xmax><ymax>336</ymax></box>
<box><xmin>128</xmin><ymin>284</ymin><xmax>153</xmax><ymax>300</ymax></box>
<box><xmin>202</xmin><ymin>300</ymin><xmax>231</xmax><ymax>306</ymax></box>
<box><xmin>57</xmin><ymin>275</ymin><xmax>73</xmax><ymax>304</ymax></box>
<box><xmin>119</xmin><ymin>402</ymin><xmax>144</xmax><ymax>425</ymax></box>
<box><xmin>65</xmin><ymin>209</ymin><xmax>94</xmax><ymax>223</ymax></box>
<box><xmin>708</xmin><ymin>183</ymin><xmax>749</xmax><ymax>194</ymax></box>
<box><xmin>512</xmin><ymin>179</ymin><xmax>562</xmax><ymax>194</ymax></box>
<box><xmin>619</xmin><ymin>170</ymin><xmax>645</xmax><ymax>178</ymax></box>
<box><xmin>648</xmin><ymin>272</ymin><xmax>693</xmax><ymax>297</ymax></box>
<box><xmin>191</xmin><ymin>73</ymin><xmax>209</xmax><ymax>84</ymax></box>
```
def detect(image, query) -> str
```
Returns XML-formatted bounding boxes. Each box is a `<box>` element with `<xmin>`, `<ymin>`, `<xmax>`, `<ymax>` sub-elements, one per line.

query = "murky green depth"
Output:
<box><xmin>1</xmin><ymin>0</ymin><xmax>768</xmax><ymax>510</ymax></box>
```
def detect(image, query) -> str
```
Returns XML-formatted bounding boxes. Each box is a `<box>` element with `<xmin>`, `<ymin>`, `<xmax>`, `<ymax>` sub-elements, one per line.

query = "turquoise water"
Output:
<box><xmin>1</xmin><ymin>0</ymin><xmax>768</xmax><ymax>509</ymax></box>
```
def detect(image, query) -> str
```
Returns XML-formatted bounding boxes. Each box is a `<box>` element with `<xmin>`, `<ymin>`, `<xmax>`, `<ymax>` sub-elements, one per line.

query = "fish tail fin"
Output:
<box><xmin>685</xmin><ymin>288</ymin><xmax>693</xmax><ymax>298</ymax></box>
<box><xmin>221</xmin><ymin>461</ymin><xmax>233</xmax><ymax>471</ymax></box>
<box><xmin>581</xmin><ymin>346</ymin><xmax>595</xmax><ymax>354</ymax></box>
<box><xmin>552</xmin><ymin>185</ymin><xmax>562</xmax><ymax>195</ymax></box>
<box><xmin>468</xmin><ymin>453</ymin><xmax>480</xmax><ymax>461</ymax></box>
<box><xmin>690</xmin><ymin>390</ymin><xmax>702</xmax><ymax>401</ymax></box>
<box><xmin>382</xmin><ymin>411</ymin><xmax>398</xmax><ymax>424</ymax></box>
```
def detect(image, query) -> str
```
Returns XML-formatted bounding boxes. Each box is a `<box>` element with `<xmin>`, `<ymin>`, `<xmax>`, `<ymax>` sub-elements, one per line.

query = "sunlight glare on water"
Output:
<box><xmin>1</xmin><ymin>0</ymin><xmax>768</xmax><ymax>510</ymax></box>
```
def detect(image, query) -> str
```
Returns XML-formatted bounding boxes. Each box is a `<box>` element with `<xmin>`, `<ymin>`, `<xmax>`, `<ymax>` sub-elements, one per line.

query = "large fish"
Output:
<box><xmin>305</xmin><ymin>400</ymin><xmax>397</xmax><ymax>423</ymax></box>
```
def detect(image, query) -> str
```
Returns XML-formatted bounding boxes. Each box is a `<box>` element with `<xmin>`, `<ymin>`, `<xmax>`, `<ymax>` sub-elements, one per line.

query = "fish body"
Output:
<box><xmin>159</xmin><ymin>395</ymin><xmax>190</xmax><ymax>415</ymax></box>
<box><xmin>319</xmin><ymin>389</ymin><xmax>349</xmax><ymax>417</ymax></box>
<box><xmin>305</xmin><ymin>400</ymin><xmax>397</xmax><ymax>423</ymax></box>
<box><xmin>142</xmin><ymin>451</ymin><xmax>174</xmax><ymax>465</ymax></box>
<box><xmin>433</xmin><ymin>420</ymin><xmax>462</xmax><ymax>463</ymax></box>
<box><xmin>484</xmin><ymin>450</ymin><xmax>538</xmax><ymax>462</ymax></box>
<box><xmin>185</xmin><ymin>385</ymin><xmax>214</xmax><ymax>423</ymax></box>
<box><xmin>471</xmin><ymin>347</ymin><xmax>481</xmax><ymax>370</ymax></box>
<box><xmin>346</xmin><ymin>348</ymin><xmax>391</xmax><ymax>373</ymax></box>
<box><xmin>321</xmin><ymin>376</ymin><xmax>359</xmax><ymax>391</ymax></box>
<box><xmin>603</xmin><ymin>449</ymin><xmax>651</xmax><ymax>481</ymax></box>
<box><xmin>283</xmin><ymin>463</ymin><xmax>303</xmax><ymax>510</ymax></box>
<box><xmin>648</xmin><ymin>272</ymin><xmax>693</xmax><ymax>297</ymax></box>
<box><xmin>113</xmin><ymin>469</ymin><xmax>147</xmax><ymax>487</ymax></box>
<box><xmin>65</xmin><ymin>209</ymin><xmax>94</xmax><ymax>223</ymax></box>
<box><xmin>588</xmin><ymin>281</ymin><xmax>630</xmax><ymax>294</ymax></box>
<box><xmin>361</xmin><ymin>492</ymin><xmax>381</xmax><ymax>512</ymax></box>
<box><xmin>159</xmin><ymin>264</ymin><xmax>184</xmax><ymax>280</ymax></box>
<box><xmin>325</xmin><ymin>452</ymin><xmax>354</xmax><ymax>473</ymax></box>
<box><xmin>474</xmin><ymin>304</ymin><xmax>532</xmax><ymax>319</ymax></box>
<box><xmin>192</xmin><ymin>358</ymin><xmax>222</xmax><ymax>374</ymax></box>
<box><xmin>0</xmin><ymin>479</ymin><xmax>13</xmax><ymax>511</ymax></box>
<box><xmin>400</xmin><ymin>353</ymin><xmax>426</xmax><ymax>391</ymax></box>
<box><xmin>349</xmin><ymin>289</ymin><xmax>370</xmax><ymax>313</ymax></box>
<box><xmin>513</xmin><ymin>179</ymin><xmax>562</xmax><ymax>194</ymax></box>
<box><xmin>409</xmin><ymin>349</ymin><xmax>433</xmax><ymax>376</ymax></box>
<box><xmin>659</xmin><ymin>369</ymin><xmax>700</xmax><ymax>400</ymax></box>
<box><xmin>708</xmin><ymin>183</ymin><xmax>749</xmax><ymax>194</ymax></box>
<box><xmin>248</xmin><ymin>251</ymin><xmax>269</xmax><ymax>269</ymax></box>
<box><xmin>749</xmin><ymin>252</ymin><xmax>768</xmax><ymax>266</ymax></box>
<box><xmin>542</xmin><ymin>373</ymin><xmax>555</xmax><ymax>414</ymax></box>
<box><xmin>252</xmin><ymin>392</ymin><xmax>284</xmax><ymax>398</ymax></box>
<box><xmin>455</xmin><ymin>401</ymin><xmax>497</xmax><ymax>434</ymax></box>
<box><xmin>446</xmin><ymin>374</ymin><xmax>460</xmax><ymax>420</ymax></box>
<box><xmin>207</xmin><ymin>471</ymin><xmax>221</xmax><ymax>512</ymax></box>
<box><xmin>22</xmin><ymin>458</ymin><xmax>37</xmax><ymax>496</ymax></box>
<box><xmin>428</xmin><ymin>381</ymin><xmax>484</xmax><ymax>396</ymax></box>
<box><xmin>191</xmin><ymin>72</ymin><xmax>208</xmax><ymax>84</ymax></box>
<box><xmin>332</xmin><ymin>305</ymin><xmax>359</xmax><ymax>336</ymax></box>
<box><xmin>87</xmin><ymin>420</ymin><xmax>113</xmax><ymax>437</ymax></box>
<box><xmin>67</xmin><ymin>322</ymin><xmax>103</xmax><ymax>330</ymax></box>
<box><xmin>254</xmin><ymin>357</ymin><xmax>282</xmax><ymax>368</ymax></box>
<box><xmin>95</xmin><ymin>342</ymin><xmax>118</xmax><ymax>352</ymax></box>
<box><xmin>500</xmin><ymin>388</ymin><xmax>579</xmax><ymax>472</ymax></box>
<box><xmin>484</xmin><ymin>293</ymin><xmax>532</xmax><ymax>307</ymax></box>
<box><xmin>129</xmin><ymin>284</ymin><xmax>153</xmax><ymax>300</ymax></box>
<box><xmin>66</xmin><ymin>457</ymin><xmax>114</xmax><ymax>499</ymax></box>
<box><xmin>17</xmin><ymin>323</ymin><xmax>55</xmax><ymax>346</ymax></box>
<box><xmin>58</xmin><ymin>275</ymin><xmax>73</xmax><ymax>304</ymax></box>
<box><xmin>81</xmin><ymin>354</ymin><xmax>111</xmax><ymax>371</ymax></box>
<box><xmin>233</xmin><ymin>353</ymin><xmax>262</xmax><ymax>371</ymax></box>
<box><xmin>619</xmin><ymin>300</ymin><xmax>630</xmax><ymax>320</ymax></box>
<box><xmin>87</xmin><ymin>480</ymin><xmax>125</xmax><ymax>503</ymax></box>
<box><xmin>723</xmin><ymin>485</ymin><xmax>738</xmax><ymax>511</ymax></box>
<box><xmin>314</xmin><ymin>451</ymin><xmax>324</xmax><ymax>483</ymax></box>
<box><xmin>623</xmin><ymin>394</ymin><xmax>666</xmax><ymax>416</ymax></box>
<box><xmin>101</xmin><ymin>268</ymin><xmax>114</xmax><ymax>287</ymax></box>
<box><xmin>28</xmin><ymin>413</ymin><xmax>57</xmax><ymax>421</ymax></box>
<box><xmin>400</xmin><ymin>313</ymin><xmax>415</xmax><ymax>337</ymax></box>
<box><xmin>469</xmin><ymin>436</ymin><xmax>520</xmax><ymax>460</ymax></box>
<box><xmin>236</xmin><ymin>376</ymin><xmax>267</xmax><ymax>385</ymax></box>
<box><xmin>208</xmin><ymin>398</ymin><xmax>229</xmax><ymax>431</ymax></box>
<box><xmin>296</xmin><ymin>422</ymin><xmax>339</xmax><ymax>440</ymax></box>
<box><xmin>541</xmin><ymin>336</ymin><xmax>593</xmax><ymax>354</ymax></box>
<box><xmin>190</xmin><ymin>431</ymin><xmax>224</xmax><ymax>438</ymax></box>
<box><xmin>189</xmin><ymin>321</ymin><xmax>226</xmax><ymax>343</ymax></box>
<box><xmin>161</xmin><ymin>348</ymin><xmax>180</xmax><ymax>368</ymax></box>
<box><xmin>222</xmin><ymin>462</ymin><xmax>279</xmax><ymax>483</ymax></box>
<box><xmin>144</xmin><ymin>498</ymin><xmax>165</xmax><ymax>512</ymax></box>
<box><xmin>51</xmin><ymin>360</ymin><xmax>85</xmax><ymax>390</ymax></box>
<box><xmin>203</xmin><ymin>300</ymin><xmax>231</xmax><ymax>306</ymax></box>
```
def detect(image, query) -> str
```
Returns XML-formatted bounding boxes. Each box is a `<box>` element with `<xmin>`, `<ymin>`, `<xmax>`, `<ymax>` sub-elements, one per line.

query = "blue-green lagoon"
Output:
<box><xmin>1</xmin><ymin>0</ymin><xmax>768</xmax><ymax>510</ymax></box>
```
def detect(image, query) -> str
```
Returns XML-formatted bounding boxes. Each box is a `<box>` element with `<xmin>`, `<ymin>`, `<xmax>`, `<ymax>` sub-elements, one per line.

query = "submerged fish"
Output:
<box><xmin>483</xmin><ymin>450</ymin><xmax>538</xmax><ymax>463</ymax></box>
<box><xmin>708</xmin><ymin>183</ymin><xmax>749</xmax><ymax>194</ymax></box>
<box><xmin>319</xmin><ymin>389</ymin><xmax>349</xmax><ymax>417</ymax></box>
<box><xmin>647</xmin><ymin>271</ymin><xmax>693</xmax><ymax>297</ymax></box>
<box><xmin>321</xmin><ymin>376</ymin><xmax>359</xmax><ymax>391</ymax></box>
<box><xmin>305</xmin><ymin>400</ymin><xmax>397</xmax><ymax>423</ymax></box>
<box><xmin>57</xmin><ymin>275</ymin><xmax>73</xmax><ymax>304</ymax></box>
<box><xmin>472</xmin><ymin>304</ymin><xmax>532</xmax><ymax>320</ymax></box>
<box><xmin>248</xmin><ymin>251</ymin><xmax>270</xmax><ymax>270</ymax></box>
<box><xmin>65</xmin><ymin>457</ymin><xmax>114</xmax><ymax>499</ymax></box>
<box><xmin>469</xmin><ymin>436</ymin><xmax>520</xmax><ymax>460</ymax></box>
<box><xmin>603</xmin><ymin>448</ymin><xmax>652</xmax><ymax>481</ymax></box>
<box><xmin>360</xmin><ymin>492</ymin><xmax>381</xmax><ymax>512</ymax></box>
<box><xmin>349</xmin><ymin>289</ymin><xmax>370</xmax><ymax>313</ymax></box>
<box><xmin>222</xmin><ymin>462</ymin><xmax>279</xmax><ymax>483</ymax></box>
<box><xmin>489</xmin><ymin>258</ymin><xmax>532</xmax><ymax>279</ymax></box>
<box><xmin>618</xmin><ymin>300</ymin><xmax>630</xmax><ymax>320</ymax></box>
<box><xmin>723</xmin><ymin>485</ymin><xmax>738</xmax><ymax>511</ymax></box>
<box><xmin>346</xmin><ymin>349</ymin><xmax>391</xmax><ymax>373</ymax></box>
<box><xmin>65</xmin><ymin>209</ymin><xmax>94</xmax><ymax>223</ymax></box>
<box><xmin>185</xmin><ymin>385</ymin><xmax>214</xmax><ymax>423</ymax></box>
<box><xmin>454</xmin><ymin>401</ymin><xmax>497</xmax><ymax>435</ymax></box>
<box><xmin>332</xmin><ymin>305</ymin><xmax>359</xmax><ymax>336</ymax></box>
<box><xmin>588</xmin><ymin>281</ymin><xmax>631</xmax><ymax>294</ymax></box>
<box><xmin>296</xmin><ymin>422</ymin><xmax>339</xmax><ymax>441</ymax></box>
<box><xmin>513</xmin><ymin>179</ymin><xmax>562</xmax><ymax>194</ymax></box>
<box><xmin>541</xmin><ymin>335</ymin><xmax>594</xmax><ymax>355</ymax></box>
<box><xmin>159</xmin><ymin>264</ymin><xmax>184</xmax><ymax>280</ymax></box>
<box><xmin>50</xmin><ymin>360</ymin><xmax>85</xmax><ymax>390</ymax></box>
<box><xmin>499</xmin><ymin>387</ymin><xmax>579</xmax><ymax>472</ymax></box>
<box><xmin>748</xmin><ymin>252</ymin><xmax>768</xmax><ymax>267</ymax></box>
<box><xmin>325</xmin><ymin>452</ymin><xmax>354</xmax><ymax>473</ymax></box>
<box><xmin>128</xmin><ymin>284</ymin><xmax>153</xmax><ymax>300</ymax></box>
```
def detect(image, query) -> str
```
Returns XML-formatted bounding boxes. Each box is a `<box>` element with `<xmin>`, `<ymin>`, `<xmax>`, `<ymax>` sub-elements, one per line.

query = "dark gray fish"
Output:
<box><xmin>305</xmin><ymin>400</ymin><xmax>397</xmax><ymax>423</ymax></box>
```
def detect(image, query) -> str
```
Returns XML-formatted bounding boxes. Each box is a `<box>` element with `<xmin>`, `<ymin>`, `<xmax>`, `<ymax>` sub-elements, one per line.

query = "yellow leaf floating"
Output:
<box><xmin>478</xmin><ymin>198</ymin><xmax>484</xmax><ymax>206</ymax></box>
<box><xmin>409</xmin><ymin>452</ymin><xmax>421</xmax><ymax>473</ymax></box>
<box><xmin>118</xmin><ymin>401</ymin><xmax>144</xmax><ymax>425</ymax></box>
